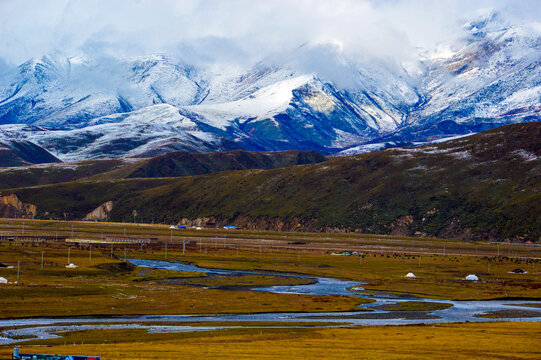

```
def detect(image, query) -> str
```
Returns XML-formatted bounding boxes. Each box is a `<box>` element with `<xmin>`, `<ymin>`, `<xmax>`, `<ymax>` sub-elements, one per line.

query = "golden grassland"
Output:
<box><xmin>374</xmin><ymin>301</ymin><xmax>453</xmax><ymax>311</ymax></box>
<box><xmin>1</xmin><ymin>322</ymin><xmax>539</xmax><ymax>360</ymax></box>
<box><xmin>0</xmin><ymin>244</ymin><xmax>366</xmax><ymax>319</ymax></box>
<box><xmin>1</xmin><ymin>220</ymin><xmax>540</xmax><ymax>359</ymax></box>
<box><xmin>150</xmin><ymin>248</ymin><xmax>541</xmax><ymax>300</ymax></box>
<box><xmin>0</xmin><ymin>219</ymin><xmax>539</xmax><ymax>321</ymax></box>
<box><xmin>1</xmin><ymin>219</ymin><xmax>539</xmax><ymax>258</ymax></box>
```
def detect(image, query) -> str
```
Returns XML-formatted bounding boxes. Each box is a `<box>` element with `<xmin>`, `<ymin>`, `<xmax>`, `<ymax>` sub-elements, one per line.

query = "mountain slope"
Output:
<box><xmin>0</xmin><ymin>139</ymin><xmax>60</xmax><ymax>167</ymax></box>
<box><xmin>0</xmin><ymin>16</ymin><xmax>539</xmax><ymax>159</ymax></box>
<box><xmin>387</xmin><ymin>22</ymin><xmax>541</xmax><ymax>142</ymax></box>
<box><xmin>125</xmin><ymin>150</ymin><xmax>326</xmax><ymax>178</ymax></box>
<box><xmin>0</xmin><ymin>54</ymin><xmax>205</xmax><ymax>129</ymax></box>
<box><xmin>0</xmin><ymin>150</ymin><xmax>326</xmax><ymax>189</ymax></box>
<box><xmin>4</xmin><ymin>123</ymin><xmax>539</xmax><ymax>242</ymax></box>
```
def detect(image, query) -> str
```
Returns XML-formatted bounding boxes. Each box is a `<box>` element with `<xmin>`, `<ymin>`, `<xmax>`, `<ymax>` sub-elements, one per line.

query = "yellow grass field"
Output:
<box><xmin>2</xmin><ymin>322</ymin><xmax>539</xmax><ymax>360</ymax></box>
<box><xmin>0</xmin><ymin>219</ymin><xmax>540</xmax><ymax>359</ymax></box>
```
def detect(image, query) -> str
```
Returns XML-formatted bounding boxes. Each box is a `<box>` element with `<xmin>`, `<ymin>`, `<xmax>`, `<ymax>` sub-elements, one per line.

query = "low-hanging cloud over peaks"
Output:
<box><xmin>0</xmin><ymin>0</ymin><xmax>539</xmax><ymax>68</ymax></box>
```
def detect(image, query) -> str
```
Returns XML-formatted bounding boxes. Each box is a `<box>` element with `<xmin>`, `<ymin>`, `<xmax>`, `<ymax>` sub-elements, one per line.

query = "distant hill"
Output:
<box><xmin>0</xmin><ymin>158</ymin><xmax>129</xmax><ymax>189</ymax></box>
<box><xmin>3</xmin><ymin>123</ymin><xmax>540</xmax><ymax>242</ymax></box>
<box><xmin>125</xmin><ymin>150</ymin><xmax>326</xmax><ymax>178</ymax></box>
<box><xmin>0</xmin><ymin>140</ymin><xmax>60</xmax><ymax>167</ymax></box>
<box><xmin>0</xmin><ymin>150</ymin><xmax>326</xmax><ymax>189</ymax></box>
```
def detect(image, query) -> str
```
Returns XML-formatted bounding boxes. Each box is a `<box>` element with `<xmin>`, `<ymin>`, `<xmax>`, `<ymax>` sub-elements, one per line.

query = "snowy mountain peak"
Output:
<box><xmin>0</xmin><ymin>19</ymin><xmax>540</xmax><ymax>161</ymax></box>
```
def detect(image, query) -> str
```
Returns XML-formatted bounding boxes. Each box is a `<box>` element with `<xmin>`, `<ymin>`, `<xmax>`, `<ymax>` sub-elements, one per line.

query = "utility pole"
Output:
<box><xmin>17</xmin><ymin>261</ymin><xmax>20</xmax><ymax>283</ymax></box>
<box><xmin>497</xmin><ymin>245</ymin><xmax>500</xmax><ymax>257</ymax></box>
<box><xmin>124</xmin><ymin>247</ymin><xmax>127</xmax><ymax>261</ymax></box>
<box><xmin>68</xmin><ymin>247</ymin><xmax>71</xmax><ymax>264</ymax></box>
<box><xmin>111</xmin><ymin>244</ymin><xmax>113</xmax><ymax>258</ymax></box>
<box><xmin>182</xmin><ymin>239</ymin><xmax>185</xmax><ymax>255</ymax></box>
<box><xmin>41</xmin><ymin>251</ymin><xmax>44</xmax><ymax>270</ymax></box>
<box><xmin>199</xmin><ymin>240</ymin><xmax>202</xmax><ymax>253</ymax></box>
<box><xmin>71</xmin><ymin>224</ymin><xmax>74</xmax><ymax>238</ymax></box>
<box><xmin>165</xmin><ymin>243</ymin><xmax>168</xmax><ymax>260</ymax></box>
<box><xmin>89</xmin><ymin>244</ymin><xmax>92</xmax><ymax>262</ymax></box>
<box><xmin>124</xmin><ymin>228</ymin><xmax>126</xmax><ymax>236</ymax></box>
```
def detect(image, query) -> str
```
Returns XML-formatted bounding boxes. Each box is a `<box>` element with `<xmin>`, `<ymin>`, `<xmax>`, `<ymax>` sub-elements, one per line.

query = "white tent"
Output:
<box><xmin>169</xmin><ymin>225</ymin><xmax>176</xmax><ymax>229</ymax></box>
<box><xmin>66</xmin><ymin>263</ymin><xmax>78</xmax><ymax>269</ymax></box>
<box><xmin>405</xmin><ymin>272</ymin><xmax>416</xmax><ymax>278</ymax></box>
<box><xmin>0</xmin><ymin>277</ymin><xmax>7</xmax><ymax>284</ymax></box>
<box><xmin>465</xmin><ymin>274</ymin><xmax>479</xmax><ymax>281</ymax></box>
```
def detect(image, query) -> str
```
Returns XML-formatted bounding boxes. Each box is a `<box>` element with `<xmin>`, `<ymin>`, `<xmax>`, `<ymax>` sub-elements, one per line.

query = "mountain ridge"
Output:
<box><xmin>3</xmin><ymin>123</ymin><xmax>539</xmax><ymax>242</ymax></box>
<box><xmin>0</xmin><ymin>17</ymin><xmax>539</xmax><ymax>160</ymax></box>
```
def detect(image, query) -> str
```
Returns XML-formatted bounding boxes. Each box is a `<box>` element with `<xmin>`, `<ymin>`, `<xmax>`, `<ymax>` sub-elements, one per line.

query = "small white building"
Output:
<box><xmin>405</xmin><ymin>272</ymin><xmax>416</xmax><ymax>278</ymax></box>
<box><xmin>465</xmin><ymin>274</ymin><xmax>479</xmax><ymax>281</ymax></box>
<box><xmin>0</xmin><ymin>277</ymin><xmax>7</xmax><ymax>284</ymax></box>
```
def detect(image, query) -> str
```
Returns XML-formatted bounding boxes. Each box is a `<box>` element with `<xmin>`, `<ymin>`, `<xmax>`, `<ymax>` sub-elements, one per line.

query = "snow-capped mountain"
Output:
<box><xmin>0</xmin><ymin>14</ymin><xmax>539</xmax><ymax>162</ymax></box>
<box><xmin>377</xmin><ymin>17</ymin><xmax>541</xmax><ymax>144</ymax></box>
<box><xmin>0</xmin><ymin>54</ymin><xmax>206</xmax><ymax>129</ymax></box>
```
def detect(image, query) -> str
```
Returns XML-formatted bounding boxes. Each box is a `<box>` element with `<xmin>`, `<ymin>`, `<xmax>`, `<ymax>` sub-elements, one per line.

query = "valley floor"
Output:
<box><xmin>0</xmin><ymin>219</ymin><xmax>540</xmax><ymax>359</ymax></box>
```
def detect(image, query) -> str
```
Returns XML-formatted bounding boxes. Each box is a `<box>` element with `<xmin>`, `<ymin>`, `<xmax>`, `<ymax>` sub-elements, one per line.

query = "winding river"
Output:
<box><xmin>1</xmin><ymin>259</ymin><xmax>540</xmax><ymax>345</ymax></box>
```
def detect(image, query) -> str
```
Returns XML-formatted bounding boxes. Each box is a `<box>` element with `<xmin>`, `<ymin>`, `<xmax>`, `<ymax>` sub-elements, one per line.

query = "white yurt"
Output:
<box><xmin>405</xmin><ymin>272</ymin><xmax>416</xmax><ymax>278</ymax></box>
<box><xmin>465</xmin><ymin>274</ymin><xmax>479</xmax><ymax>281</ymax></box>
<box><xmin>66</xmin><ymin>263</ymin><xmax>78</xmax><ymax>269</ymax></box>
<box><xmin>0</xmin><ymin>277</ymin><xmax>7</xmax><ymax>284</ymax></box>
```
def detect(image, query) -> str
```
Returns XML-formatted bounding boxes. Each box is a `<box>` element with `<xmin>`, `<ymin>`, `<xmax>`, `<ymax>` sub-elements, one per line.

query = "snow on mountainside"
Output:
<box><xmin>0</xmin><ymin>54</ymin><xmax>205</xmax><ymax>129</ymax></box>
<box><xmin>388</xmin><ymin>19</ymin><xmax>541</xmax><ymax>142</ymax></box>
<box><xmin>0</xmin><ymin>14</ymin><xmax>539</xmax><ymax>162</ymax></box>
<box><xmin>184</xmin><ymin>74</ymin><xmax>314</xmax><ymax>130</ymax></box>
<box><xmin>0</xmin><ymin>107</ymin><xmax>238</xmax><ymax>161</ymax></box>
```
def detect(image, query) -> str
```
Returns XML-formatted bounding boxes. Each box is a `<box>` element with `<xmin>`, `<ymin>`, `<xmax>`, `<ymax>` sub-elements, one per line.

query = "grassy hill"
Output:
<box><xmin>0</xmin><ymin>140</ymin><xmax>60</xmax><ymax>167</ymax></box>
<box><xmin>124</xmin><ymin>150</ymin><xmax>326</xmax><ymax>178</ymax></box>
<box><xmin>0</xmin><ymin>150</ymin><xmax>326</xmax><ymax>189</ymax></box>
<box><xmin>3</xmin><ymin>123</ymin><xmax>540</xmax><ymax>241</ymax></box>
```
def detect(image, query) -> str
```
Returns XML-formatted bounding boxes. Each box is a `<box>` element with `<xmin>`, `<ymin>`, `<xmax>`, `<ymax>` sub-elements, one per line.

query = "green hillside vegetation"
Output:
<box><xmin>125</xmin><ymin>149</ymin><xmax>326</xmax><ymax>178</ymax></box>
<box><xmin>0</xmin><ymin>159</ymin><xmax>131</xmax><ymax>188</ymax></box>
<box><xmin>3</xmin><ymin>123</ymin><xmax>540</xmax><ymax>241</ymax></box>
<box><xmin>0</xmin><ymin>150</ymin><xmax>326</xmax><ymax>189</ymax></box>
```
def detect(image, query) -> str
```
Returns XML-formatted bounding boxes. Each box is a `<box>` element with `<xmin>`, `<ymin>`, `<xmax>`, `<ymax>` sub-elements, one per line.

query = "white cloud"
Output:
<box><xmin>0</xmin><ymin>0</ymin><xmax>539</xmax><ymax>66</ymax></box>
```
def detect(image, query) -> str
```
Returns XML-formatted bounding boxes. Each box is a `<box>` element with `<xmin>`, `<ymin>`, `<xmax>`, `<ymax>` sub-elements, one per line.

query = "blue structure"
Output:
<box><xmin>13</xmin><ymin>348</ymin><xmax>100</xmax><ymax>360</ymax></box>
<box><xmin>223</xmin><ymin>226</ymin><xmax>237</xmax><ymax>229</ymax></box>
<box><xmin>177</xmin><ymin>225</ymin><xmax>186</xmax><ymax>229</ymax></box>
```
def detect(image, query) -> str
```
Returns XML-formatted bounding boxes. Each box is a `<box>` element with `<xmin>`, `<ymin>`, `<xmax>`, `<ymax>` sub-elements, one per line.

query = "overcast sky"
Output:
<box><xmin>0</xmin><ymin>0</ymin><xmax>539</xmax><ymax>67</ymax></box>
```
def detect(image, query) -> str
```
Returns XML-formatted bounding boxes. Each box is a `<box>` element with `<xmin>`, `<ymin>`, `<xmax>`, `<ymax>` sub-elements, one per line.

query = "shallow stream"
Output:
<box><xmin>1</xmin><ymin>258</ymin><xmax>539</xmax><ymax>345</ymax></box>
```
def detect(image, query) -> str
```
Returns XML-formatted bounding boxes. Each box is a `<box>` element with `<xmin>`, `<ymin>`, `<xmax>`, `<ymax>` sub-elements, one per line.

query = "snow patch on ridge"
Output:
<box><xmin>182</xmin><ymin>75</ymin><xmax>313</xmax><ymax>130</ymax></box>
